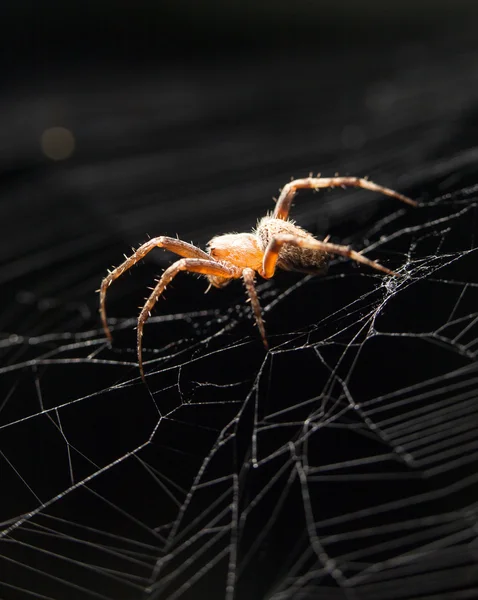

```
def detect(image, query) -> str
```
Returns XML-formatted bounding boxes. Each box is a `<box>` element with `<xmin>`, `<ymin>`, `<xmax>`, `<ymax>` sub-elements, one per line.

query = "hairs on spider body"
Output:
<box><xmin>99</xmin><ymin>175</ymin><xmax>417</xmax><ymax>381</ymax></box>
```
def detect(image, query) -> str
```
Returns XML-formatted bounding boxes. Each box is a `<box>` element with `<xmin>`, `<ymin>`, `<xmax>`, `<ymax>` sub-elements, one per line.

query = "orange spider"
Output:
<box><xmin>100</xmin><ymin>176</ymin><xmax>416</xmax><ymax>380</ymax></box>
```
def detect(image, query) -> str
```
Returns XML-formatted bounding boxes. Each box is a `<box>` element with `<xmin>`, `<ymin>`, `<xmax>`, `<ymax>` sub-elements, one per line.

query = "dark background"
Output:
<box><xmin>1</xmin><ymin>3</ymin><xmax>478</xmax><ymax>600</ymax></box>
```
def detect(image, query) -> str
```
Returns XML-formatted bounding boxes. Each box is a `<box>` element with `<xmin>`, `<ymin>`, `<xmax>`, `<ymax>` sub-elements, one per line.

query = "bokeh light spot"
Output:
<box><xmin>41</xmin><ymin>126</ymin><xmax>75</xmax><ymax>161</ymax></box>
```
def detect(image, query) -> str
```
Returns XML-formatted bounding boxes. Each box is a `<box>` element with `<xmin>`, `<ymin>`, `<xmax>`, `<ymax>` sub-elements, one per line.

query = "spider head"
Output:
<box><xmin>207</xmin><ymin>233</ymin><xmax>263</xmax><ymax>271</ymax></box>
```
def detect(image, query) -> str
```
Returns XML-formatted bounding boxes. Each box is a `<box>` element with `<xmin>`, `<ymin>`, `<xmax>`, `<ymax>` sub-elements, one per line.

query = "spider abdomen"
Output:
<box><xmin>256</xmin><ymin>216</ymin><xmax>329</xmax><ymax>275</ymax></box>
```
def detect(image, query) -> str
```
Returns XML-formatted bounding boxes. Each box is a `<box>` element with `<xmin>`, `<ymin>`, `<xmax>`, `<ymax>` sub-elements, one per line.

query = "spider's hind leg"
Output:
<box><xmin>262</xmin><ymin>234</ymin><xmax>398</xmax><ymax>280</ymax></box>
<box><xmin>273</xmin><ymin>176</ymin><xmax>416</xmax><ymax>220</ymax></box>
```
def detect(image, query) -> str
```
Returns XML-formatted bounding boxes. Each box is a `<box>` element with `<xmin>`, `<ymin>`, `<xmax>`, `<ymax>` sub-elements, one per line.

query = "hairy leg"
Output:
<box><xmin>242</xmin><ymin>267</ymin><xmax>268</xmax><ymax>349</ymax></box>
<box><xmin>273</xmin><ymin>176</ymin><xmax>416</xmax><ymax>221</ymax></box>
<box><xmin>262</xmin><ymin>233</ymin><xmax>398</xmax><ymax>279</ymax></box>
<box><xmin>137</xmin><ymin>258</ymin><xmax>240</xmax><ymax>381</ymax></box>
<box><xmin>100</xmin><ymin>237</ymin><xmax>210</xmax><ymax>340</ymax></box>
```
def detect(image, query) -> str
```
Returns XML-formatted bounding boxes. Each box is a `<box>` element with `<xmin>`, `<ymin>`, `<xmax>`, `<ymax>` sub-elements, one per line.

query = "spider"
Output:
<box><xmin>100</xmin><ymin>176</ymin><xmax>416</xmax><ymax>381</ymax></box>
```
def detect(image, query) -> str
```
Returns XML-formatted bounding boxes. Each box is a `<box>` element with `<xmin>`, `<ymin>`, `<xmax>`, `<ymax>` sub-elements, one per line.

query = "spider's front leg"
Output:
<box><xmin>273</xmin><ymin>176</ymin><xmax>416</xmax><ymax>221</ymax></box>
<box><xmin>99</xmin><ymin>237</ymin><xmax>210</xmax><ymax>341</ymax></box>
<box><xmin>137</xmin><ymin>258</ymin><xmax>239</xmax><ymax>382</ymax></box>
<box><xmin>261</xmin><ymin>233</ymin><xmax>398</xmax><ymax>279</ymax></box>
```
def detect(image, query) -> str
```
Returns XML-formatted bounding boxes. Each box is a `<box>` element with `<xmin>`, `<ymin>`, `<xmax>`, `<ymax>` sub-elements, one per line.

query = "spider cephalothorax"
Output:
<box><xmin>100</xmin><ymin>176</ymin><xmax>416</xmax><ymax>380</ymax></box>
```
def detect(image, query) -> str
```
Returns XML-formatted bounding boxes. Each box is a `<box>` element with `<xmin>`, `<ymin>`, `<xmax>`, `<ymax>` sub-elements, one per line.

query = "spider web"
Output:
<box><xmin>2</xmin><ymin>44</ymin><xmax>478</xmax><ymax>600</ymax></box>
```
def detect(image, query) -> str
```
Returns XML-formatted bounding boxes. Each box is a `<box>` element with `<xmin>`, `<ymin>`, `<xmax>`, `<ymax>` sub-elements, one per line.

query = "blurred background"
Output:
<box><xmin>2</xmin><ymin>0</ymin><xmax>478</xmax><ymax>326</ymax></box>
<box><xmin>1</xmin><ymin>2</ymin><xmax>478</xmax><ymax>599</ymax></box>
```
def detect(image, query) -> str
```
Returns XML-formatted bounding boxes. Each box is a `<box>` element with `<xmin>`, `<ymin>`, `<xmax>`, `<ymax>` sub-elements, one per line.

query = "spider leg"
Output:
<box><xmin>262</xmin><ymin>233</ymin><xmax>398</xmax><ymax>279</ymax></box>
<box><xmin>137</xmin><ymin>258</ymin><xmax>239</xmax><ymax>381</ymax></box>
<box><xmin>273</xmin><ymin>176</ymin><xmax>416</xmax><ymax>220</ymax></box>
<box><xmin>100</xmin><ymin>237</ymin><xmax>210</xmax><ymax>341</ymax></box>
<box><xmin>242</xmin><ymin>268</ymin><xmax>268</xmax><ymax>349</ymax></box>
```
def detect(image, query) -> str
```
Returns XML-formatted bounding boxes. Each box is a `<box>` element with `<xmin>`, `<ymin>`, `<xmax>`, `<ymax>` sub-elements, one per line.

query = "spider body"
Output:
<box><xmin>207</xmin><ymin>217</ymin><xmax>329</xmax><ymax>282</ymax></box>
<box><xmin>100</xmin><ymin>176</ymin><xmax>416</xmax><ymax>380</ymax></box>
